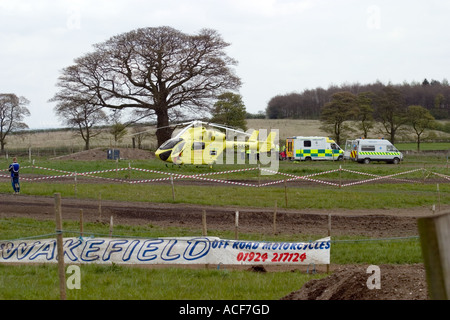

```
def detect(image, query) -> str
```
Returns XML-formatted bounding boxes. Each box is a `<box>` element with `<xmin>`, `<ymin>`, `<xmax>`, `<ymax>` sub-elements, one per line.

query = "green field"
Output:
<box><xmin>0</xmin><ymin>150</ymin><xmax>448</xmax><ymax>300</ymax></box>
<box><xmin>0</xmin><ymin>155</ymin><xmax>448</xmax><ymax>209</ymax></box>
<box><xmin>396</xmin><ymin>142</ymin><xmax>450</xmax><ymax>151</ymax></box>
<box><xmin>0</xmin><ymin>217</ymin><xmax>422</xmax><ymax>300</ymax></box>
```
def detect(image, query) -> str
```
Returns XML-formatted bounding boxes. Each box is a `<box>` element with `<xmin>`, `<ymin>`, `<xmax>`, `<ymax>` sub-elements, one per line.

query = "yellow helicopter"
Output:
<box><xmin>154</xmin><ymin>121</ymin><xmax>277</xmax><ymax>165</ymax></box>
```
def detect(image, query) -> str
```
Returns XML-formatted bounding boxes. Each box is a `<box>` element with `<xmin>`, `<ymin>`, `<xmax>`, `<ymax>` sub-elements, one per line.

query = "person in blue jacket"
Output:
<box><xmin>8</xmin><ymin>157</ymin><xmax>20</xmax><ymax>194</ymax></box>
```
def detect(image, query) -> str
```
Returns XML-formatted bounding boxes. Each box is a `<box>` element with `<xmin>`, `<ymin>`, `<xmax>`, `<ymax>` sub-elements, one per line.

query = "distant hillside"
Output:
<box><xmin>6</xmin><ymin>126</ymin><xmax>158</xmax><ymax>152</ymax></box>
<box><xmin>246</xmin><ymin>119</ymin><xmax>326</xmax><ymax>141</ymax></box>
<box><xmin>4</xmin><ymin>119</ymin><xmax>450</xmax><ymax>152</ymax></box>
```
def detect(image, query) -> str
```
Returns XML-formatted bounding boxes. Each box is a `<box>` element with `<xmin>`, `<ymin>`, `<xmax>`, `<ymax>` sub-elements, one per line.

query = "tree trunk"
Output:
<box><xmin>155</xmin><ymin>107</ymin><xmax>173</xmax><ymax>147</ymax></box>
<box><xmin>390</xmin><ymin>126</ymin><xmax>396</xmax><ymax>144</ymax></box>
<box><xmin>81</xmin><ymin>129</ymin><xmax>90</xmax><ymax>150</ymax></box>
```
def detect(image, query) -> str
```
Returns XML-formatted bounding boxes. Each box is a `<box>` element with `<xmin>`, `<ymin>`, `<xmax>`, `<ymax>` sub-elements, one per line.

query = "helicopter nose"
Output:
<box><xmin>157</xmin><ymin>150</ymin><xmax>172</xmax><ymax>161</ymax></box>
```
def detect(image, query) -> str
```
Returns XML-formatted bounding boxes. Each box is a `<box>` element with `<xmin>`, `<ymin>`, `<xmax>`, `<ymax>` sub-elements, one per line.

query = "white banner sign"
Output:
<box><xmin>0</xmin><ymin>236</ymin><xmax>330</xmax><ymax>265</ymax></box>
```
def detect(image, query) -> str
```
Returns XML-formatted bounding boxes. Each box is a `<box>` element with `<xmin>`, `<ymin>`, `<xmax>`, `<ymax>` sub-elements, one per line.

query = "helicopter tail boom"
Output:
<box><xmin>259</xmin><ymin>131</ymin><xmax>277</xmax><ymax>153</ymax></box>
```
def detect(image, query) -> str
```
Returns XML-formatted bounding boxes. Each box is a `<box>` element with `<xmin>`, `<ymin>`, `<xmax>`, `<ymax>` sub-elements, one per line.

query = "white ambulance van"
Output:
<box><xmin>349</xmin><ymin>139</ymin><xmax>403</xmax><ymax>164</ymax></box>
<box><xmin>285</xmin><ymin>136</ymin><xmax>344</xmax><ymax>161</ymax></box>
<box><xmin>343</xmin><ymin>139</ymin><xmax>354</xmax><ymax>160</ymax></box>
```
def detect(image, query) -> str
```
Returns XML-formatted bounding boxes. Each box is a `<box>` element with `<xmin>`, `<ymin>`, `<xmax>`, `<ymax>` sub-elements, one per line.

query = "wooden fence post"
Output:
<box><xmin>74</xmin><ymin>172</ymin><xmax>77</xmax><ymax>198</ymax></box>
<box><xmin>417</xmin><ymin>210</ymin><xmax>450</xmax><ymax>300</ymax></box>
<box><xmin>98</xmin><ymin>192</ymin><xmax>102</xmax><ymax>222</ymax></box>
<box><xmin>235</xmin><ymin>211</ymin><xmax>239</xmax><ymax>240</ymax></box>
<box><xmin>437</xmin><ymin>183</ymin><xmax>441</xmax><ymax>212</ymax></box>
<box><xmin>273</xmin><ymin>200</ymin><xmax>277</xmax><ymax>235</ymax></box>
<box><xmin>170</xmin><ymin>176</ymin><xmax>175</xmax><ymax>201</ymax></box>
<box><xmin>54</xmin><ymin>193</ymin><xmax>66</xmax><ymax>300</ymax></box>
<box><xmin>79</xmin><ymin>209</ymin><xmax>83</xmax><ymax>237</ymax></box>
<box><xmin>327</xmin><ymin>214</ymin><xmax>331</xmax><ymax>274</ymax></box>
<box><xmin>258</xmin><ymin>164</ymin><xmax>261</xmax><ymax>186</ymax></box>
<box><xmin>109</xmin><ymin>216</ymin><xmax>114</xmax><ymax>237</ymax></box>
<box><xmin>202</xmin><ymin>210</ymin><xmax>207</xmax><ymax>236</ymax></box>
<box><xmin>284</xmin><ymin>179</ymin><xmax>288</xmax><ymax>207</ymax></box>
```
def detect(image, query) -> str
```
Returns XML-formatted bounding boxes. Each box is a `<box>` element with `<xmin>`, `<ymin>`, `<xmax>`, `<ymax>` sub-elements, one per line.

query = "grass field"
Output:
<box><xmin>396</xmin><ymin>142</ymin><xmax>450</xmax><ymax>151</ymax></box>
<box><xmin>0</xmin><ymin>263</ymin><xmax>326</xmax><ymax>300</ymax></box>
<box><xmin>0</xmin><ymin>155</ymin><xmax>448</xmax><ymax>209</ymax></box>
<box><xmin>0</xmin><ymin>217</ymin><xmax>422</xmax><ymax>300</ymax></box>
<box><xmin>0</xmin><ymin>152</ymin><xmax>446</xmax><ymax>299</ymax></box>
<box><xmin>0</xmin><ymin>120</ymin><xmax>448</xmax><ymax>300</ymax></box>
<box><xmin>0</xmin><ymin>179</ymin><xmax>447</xmax><ymax>210</ymax></box>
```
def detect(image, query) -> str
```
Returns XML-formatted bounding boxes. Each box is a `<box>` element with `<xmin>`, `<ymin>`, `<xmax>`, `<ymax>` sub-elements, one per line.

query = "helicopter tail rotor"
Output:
<box><xmin>259</xmin><ymin>131</ymin><xmax>277</xmax><ymax>153</ymax></box>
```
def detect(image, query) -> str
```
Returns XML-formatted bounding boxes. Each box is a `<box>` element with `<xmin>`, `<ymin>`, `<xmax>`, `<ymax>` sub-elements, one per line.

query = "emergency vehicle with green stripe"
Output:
<box><xmin>345</xmin><ymin>138</ymin><xmax>403</xmax><ymax>164</ymax></box>
<box><xmin>285</xmin><ymin>136</ymin><xmax>344</xmax><ymax>161</ymax></box>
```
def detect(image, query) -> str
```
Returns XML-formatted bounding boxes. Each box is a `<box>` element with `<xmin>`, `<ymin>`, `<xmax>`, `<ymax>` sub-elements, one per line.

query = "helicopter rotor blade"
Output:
<box><xmin>204</xmin><ymin>122</ymin><xmax>251</xmax><ymax>136</ymax></box>
<box><xmin>140</xmin><ymin>119</ymin><xmax>252</xmax><ymax>140</ymax></box>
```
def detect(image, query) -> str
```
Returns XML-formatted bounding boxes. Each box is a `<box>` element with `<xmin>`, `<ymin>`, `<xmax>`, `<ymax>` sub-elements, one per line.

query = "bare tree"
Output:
<box><xmin>53</xmin><ymin>94</ymin><xmax>106</xmax><ymax>150</ymax></box>
<box><xmin>320</xmin><ymin>92</ymin><xmax>358</xmax><ymax>146</ymax></box>
<box><xmin>108</xmin><ymin>110</ymin><xmax>128</xmax><ymax>145</ymax></box>
<box><xmin>356</xmin><ymin>92</ymin><xmax>375</xmax><ymax>138</ymax></box>
<box><xmin>407</xmin><ymin>105</ymin><xmax>436</xmax><ymax>151</ymax></box>
<box><xmin>374</xmin><ymin>86</ymin><xmax>408</xmax><ymax>144</ymax></box>
<box><xmin>131</xmin><ymin>124</ymin><xmax>153</xmax><ymax>149</ymax></box>
<box><xmin>0</xmin><ymin>94</ymin><xmax>30</xmax><ymax>151</ymax></box>
<box><xmin>52</xmin><ymin>26</ymin><xmax>241</xmax><ymax>146</ymax></box>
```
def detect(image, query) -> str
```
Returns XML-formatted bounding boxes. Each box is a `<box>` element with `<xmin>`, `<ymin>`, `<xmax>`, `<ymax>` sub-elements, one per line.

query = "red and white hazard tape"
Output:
<box><xmin>0</xmin><ymin>165</ymin><xmax>448</xmax><ymax>188</ymax></box>
<box><xmin>32</xmin><ymin>165</ymin><xmax>74</xmax><ymax>174</ymax></box>
<box><xmin>340</xmin><ymin>168</ymin><xmax>423</xmax><ymax>187</ymax></box>
<box><xmin>340</xmin><ymin>168</ymin><xmax>420</xmax><ymax>185</ymax></box>
<box><xmin>192</xmin><ymin>167</ymin><xmax>258</xmax><ymax>177</ymax></box>
<box><xmin>189</xmin><ymin>176</ymin><xmax>258</xmax><ymax>187</ymax></box>
<box><xmin>259</xmin><ymin>168</ymin><xmax>341</xmax><ymax>187</ymax></box>
<box><xmin>431</xmin><ymin>171</ymin><xmax>450</xmax><ymax>182</ymax></box>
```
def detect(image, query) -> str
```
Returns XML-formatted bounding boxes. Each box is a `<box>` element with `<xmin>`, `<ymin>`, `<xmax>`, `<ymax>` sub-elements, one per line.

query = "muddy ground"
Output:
<box><xmin>1</xmin><ymin>148</ymin><xmax>448</xmax><ymax>300</ymax></box>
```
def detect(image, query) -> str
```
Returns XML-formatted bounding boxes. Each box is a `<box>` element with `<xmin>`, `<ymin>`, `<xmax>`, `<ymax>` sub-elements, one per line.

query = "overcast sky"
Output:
<box><xmin>1</xmin><ymin>0</ymin><xmax>450</xmax><ymax>129</ymax></box>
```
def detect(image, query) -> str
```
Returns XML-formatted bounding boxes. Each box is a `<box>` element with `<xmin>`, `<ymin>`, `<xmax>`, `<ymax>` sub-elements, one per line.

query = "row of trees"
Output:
<box><xmin>0</xmin><ymin>88</ymin><xmax>246</xmax><ymax>153</ymax></box>
<box><xmin>0</xmin><ymin>92</ymin><xmax>155</xmax><ymax>152</ymax></box>
<box><xmin>266</xmin><ymin>80</ymin><xmax>450</xmax><ymax>120</ymax></box>
<box><xmin>320</xmin><ymin>88</ymin><xmax>438</xmax><ymax>150</ymax></box>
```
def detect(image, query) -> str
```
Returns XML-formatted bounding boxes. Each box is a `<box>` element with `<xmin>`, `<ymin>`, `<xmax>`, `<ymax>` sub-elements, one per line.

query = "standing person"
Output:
<box><xmin>8</xmin><ymin>157</ymin><xmax>20</xmax><ymax>194</ymax></box>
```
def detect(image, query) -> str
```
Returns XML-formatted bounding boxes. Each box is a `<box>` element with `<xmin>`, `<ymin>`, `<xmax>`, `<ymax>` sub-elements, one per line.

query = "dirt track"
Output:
<box><xmin>0</xmin><ymin>193</ymin><xmax>439</xmax><ymax>238</ymax></box>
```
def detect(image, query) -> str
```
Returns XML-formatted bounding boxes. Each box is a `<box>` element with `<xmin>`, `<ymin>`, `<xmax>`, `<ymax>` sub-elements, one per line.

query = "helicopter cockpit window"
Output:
<box><xmin>172</xmin><ymin>141</ymin><xmax>185</xmax><ymax>154</ymax></box>
<box><xmin>192</xmin><ymin>142</ymin><xmax>205</xmax><ymax>150</ymax></box>
<box><xmin>159</xmin><ymin>138</ymin><xmax>183</xmax><ymax>150</ymax></box>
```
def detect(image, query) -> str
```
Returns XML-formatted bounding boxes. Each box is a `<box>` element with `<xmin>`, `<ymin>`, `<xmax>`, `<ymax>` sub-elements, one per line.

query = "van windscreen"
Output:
<box><xmin>361</xmin><ymin>145</ymin><xmax>375</xmax><ymax>151</ymax></box>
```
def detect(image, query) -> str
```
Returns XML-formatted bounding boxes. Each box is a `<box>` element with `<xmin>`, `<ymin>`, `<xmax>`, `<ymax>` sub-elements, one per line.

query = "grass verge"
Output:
<box><xmin>0</xmin><ymin>157</ymin><xmax>441</xmax><ymax>300</ymax></box>
<box><xmin>0</xmin><ymin>217</ymin><xmax>423</xmax><ymax>300</ymax></box>
<box><xmin>0</xmin><ymin>181</ymin><xmax>447</xmax><ymax>210</ymax></box>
